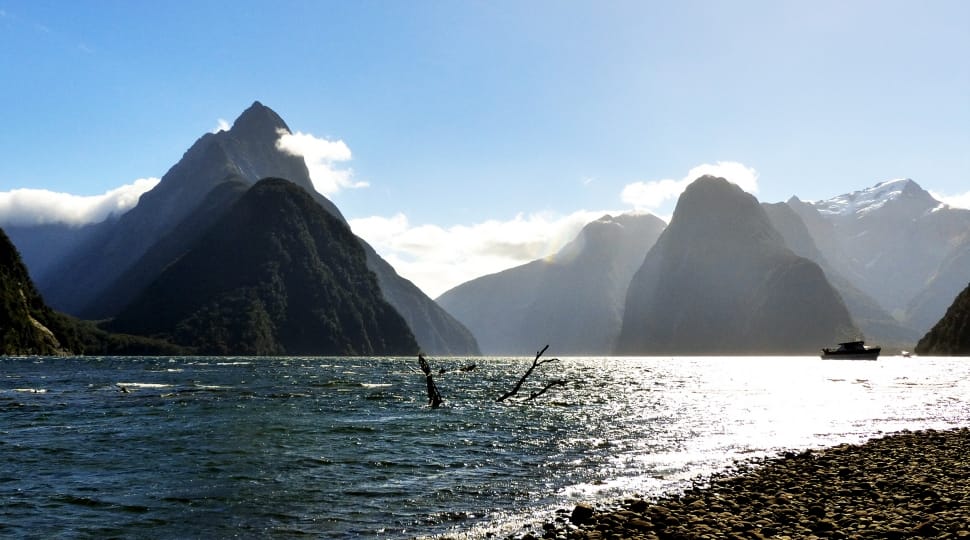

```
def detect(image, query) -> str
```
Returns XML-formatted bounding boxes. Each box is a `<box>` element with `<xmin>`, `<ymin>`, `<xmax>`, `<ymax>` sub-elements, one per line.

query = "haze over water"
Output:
<box><xmin>2</xmin><ymin>356</ymin><xmax>968</xmax><ymax>538</ymax></box>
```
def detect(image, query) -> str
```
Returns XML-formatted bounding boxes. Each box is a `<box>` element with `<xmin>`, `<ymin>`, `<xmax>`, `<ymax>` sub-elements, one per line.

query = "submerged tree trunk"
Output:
<box><xmin>419</xmin><ymin>354</ymin><xmax>443</xmax><ymax>408</ymax></box>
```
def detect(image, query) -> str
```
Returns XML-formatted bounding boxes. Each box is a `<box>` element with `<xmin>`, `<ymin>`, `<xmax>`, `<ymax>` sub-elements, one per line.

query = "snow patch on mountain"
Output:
<box><xmin>811</xmin><ymin>178</ymin><xmax>938</xmax><ymax>218</ymax></box>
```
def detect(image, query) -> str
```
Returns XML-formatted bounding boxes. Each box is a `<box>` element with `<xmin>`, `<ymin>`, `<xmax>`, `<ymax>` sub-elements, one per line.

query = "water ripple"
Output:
<box><xmin>0</xmin><ymin>356</ymin><xmax>968</xmax><ymax>538</ymax></box>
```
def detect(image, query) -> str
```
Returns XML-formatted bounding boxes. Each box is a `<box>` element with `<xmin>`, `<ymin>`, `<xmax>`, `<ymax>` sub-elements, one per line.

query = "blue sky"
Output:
<box><xmin>1</xmin><ymin>1</ymin><xmax>968</xmax><ymax>296</ymax></box>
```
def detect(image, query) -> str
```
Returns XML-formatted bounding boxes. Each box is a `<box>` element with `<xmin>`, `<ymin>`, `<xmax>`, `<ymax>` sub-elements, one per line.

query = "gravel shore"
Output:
<box><xmin>523</xmin><ymin>427</ymin><xmax>970</xmax><ymax>540</ymax></box>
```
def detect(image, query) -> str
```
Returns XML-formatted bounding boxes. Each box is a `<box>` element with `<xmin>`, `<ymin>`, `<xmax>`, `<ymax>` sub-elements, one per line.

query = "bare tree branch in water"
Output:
<box><xmin>418</xmin><ymin>354</ymin><xmax>443</xmax><ymax>408</ymax></box>
<box><xmin>525</xmin><ymin>379</ymin><xmax>567</xmax><ymax>401</ymax></box>
<box><xmin>496</xmin><ymin>344</ymin><xmax>566</xmax><ymax>403</ymax></box>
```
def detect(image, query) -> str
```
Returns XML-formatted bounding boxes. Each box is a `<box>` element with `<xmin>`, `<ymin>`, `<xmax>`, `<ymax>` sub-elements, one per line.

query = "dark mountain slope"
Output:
<box><xmin>616</xmin><ymin>176</ymin><xmax>857</xmax><ymax>355</ymax></box>
<box><xmin>0</xmin><ymin>227</ymin><xmax>81</xmax><ymax>355</ymax></box>
<box><xmin>915</xmin><ymin>282</ymin><xmax>970</xmax><ymax>356</ymax></box>
<box><xmin>107</xmin><ymin>178</ymin><xmax>419</xmax><ymax>356</ymax></box>
<box><xmin>95</xmin><ymin>179</ymin><xmax>251</xmax><ymax>318</ymax></box>
<box><xmin>437</xmin><ymin>213</ymin><xmax>666</xmax><ymax>355</ymax></box>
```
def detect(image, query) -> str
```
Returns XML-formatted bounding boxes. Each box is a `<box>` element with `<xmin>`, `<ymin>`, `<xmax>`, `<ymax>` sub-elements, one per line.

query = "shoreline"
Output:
<box><xmin>510</xmin><ymin>427</ymin><xmax>970</xmax><ymax>540</ymax></box>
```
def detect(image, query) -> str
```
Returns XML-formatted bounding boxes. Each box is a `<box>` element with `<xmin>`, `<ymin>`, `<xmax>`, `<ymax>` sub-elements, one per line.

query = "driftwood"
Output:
<box><xmin>418</xmin><ymin>354</ymin><xmax>443</xmax><ymax>408</ymax></box>
<box><xmin>496</xmin><ymin>344</ymin><xmax>565</xmax><ymax>403</ymax></box>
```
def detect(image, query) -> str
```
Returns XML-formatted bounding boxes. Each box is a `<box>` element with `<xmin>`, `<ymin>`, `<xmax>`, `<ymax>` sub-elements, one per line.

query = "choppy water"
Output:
<box><xmin>1</xmin><ymin>355</ymin><xmax>968</xmax><ymax>538</ymax></box>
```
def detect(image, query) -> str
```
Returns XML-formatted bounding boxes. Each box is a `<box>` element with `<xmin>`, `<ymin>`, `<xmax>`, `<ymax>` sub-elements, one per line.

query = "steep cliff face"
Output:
<box><xmin>437</xmin><ymin>213</ymin><xmax>666</xmax><ymax>354</ymax></box>
<box><xmin>616</xmin><ymin>176</ymin><xmax>857</xmax><ymax>355</ymax></box>
<box><xmin>915</xmin><ymin>282</ymin><xmax>970</xmax><ymax>356</ymax></box>
<box><xmin>108</xmin><ymin>178</ymin><xmax>419</xmax><ymax>356</ymax></box>
<box><xmin>0</xmin><ymin>227</ymin><xmax>78</xmax><ymax>355</ymax></box>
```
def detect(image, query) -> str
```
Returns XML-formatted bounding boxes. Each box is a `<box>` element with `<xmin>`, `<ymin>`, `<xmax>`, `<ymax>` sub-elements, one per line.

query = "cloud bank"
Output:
<box><xmin>621</xmin><ymin>161</ymin><xmax>759</xmax><ymax>211</ymax></box>
<box><xmin>350</xmin><ymin>210</ymin><xmax>617</xmax><ymax>298</ymax></box>
<box><xmin>0</xmin><ymin>178</ymin><xmax>160</xmax><ymax>227</ymax></box>
<box><xmin>276</xmin><ymin>129</ymin><xmax>368</xmax><ymax>196</ymax></box>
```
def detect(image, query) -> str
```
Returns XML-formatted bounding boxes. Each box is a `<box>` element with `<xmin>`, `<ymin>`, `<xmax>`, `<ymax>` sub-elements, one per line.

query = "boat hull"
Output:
<box><xmin>820</xmin><ymin>348</ymin><xmax>880</xmax><ymax>360</ymax></box>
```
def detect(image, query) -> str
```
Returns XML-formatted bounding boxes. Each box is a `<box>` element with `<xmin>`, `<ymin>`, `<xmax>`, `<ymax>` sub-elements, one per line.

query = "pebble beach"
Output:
<box><xmin>520</xmin><ymin>427</ymin><xmax>970</xmax><ymax>540</ymax></box>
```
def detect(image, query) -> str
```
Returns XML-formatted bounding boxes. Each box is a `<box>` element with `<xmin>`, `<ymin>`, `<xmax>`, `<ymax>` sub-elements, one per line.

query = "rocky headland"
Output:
<box><xmin>512</xmin><ymin>428</ymin><xmax>970</xmax><ymax>540</ymax></box>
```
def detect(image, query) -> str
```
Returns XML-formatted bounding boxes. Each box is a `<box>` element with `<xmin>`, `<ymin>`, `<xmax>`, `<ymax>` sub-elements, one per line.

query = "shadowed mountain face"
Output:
<box><xmin>916</xmin><ymin>282</ymin><xmax>970</xmax><ymax>356</ymax></box>
<box><xmin>37</xmin><ymin>101</ymin><xmax>330</xmax><ymax>317</ymax></box>
<box><xmin>0</xmin><ymin>227</ymin><xmax>79</xmax><ymax>355</ymax></box>
<box><xmin>108</xmin><ymin>178</ymin><xmax>419</xmax><ymax>356</ymax></box>
<box><xmin>23</xmin><ymin>102</ymin><xmax>478</xmax><ymax>355</ymax></box>
<box><xmin>788</xmin><ymin>179</ymin><xmax>970</xmax><ymax>335</ymax></box>
<box><xmin>616</xmin><ymin>176</ymin><xmax>857</xmax><ymax>355</ymax></box>
<box><xmin>94</xmin><ymin>179</ymin><xmax>252</xmax><ymax>319</ymax></box>
<box><xmin>436</xmin><ymin>213</ymin><xmax>666</xmax><ymax>355</ymax></box>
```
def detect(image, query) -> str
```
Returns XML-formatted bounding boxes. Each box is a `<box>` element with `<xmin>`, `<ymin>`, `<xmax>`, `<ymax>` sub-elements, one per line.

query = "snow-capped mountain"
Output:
<box><xmin>789</xmin><ymin>178</ymin><xmax>970</xmax><ymax>337</ymax></box>
<box><xmin>812</xmin><ymin>178</ymin><xmax>944</xmax><ymax>219</ymax></box>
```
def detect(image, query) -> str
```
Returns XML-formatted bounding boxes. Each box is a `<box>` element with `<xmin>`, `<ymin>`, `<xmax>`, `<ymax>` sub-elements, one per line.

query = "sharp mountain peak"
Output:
<box><xmin>230</xmin><ymin>101</ymin><xmax>292</xmax><ymax>136</ymax></box>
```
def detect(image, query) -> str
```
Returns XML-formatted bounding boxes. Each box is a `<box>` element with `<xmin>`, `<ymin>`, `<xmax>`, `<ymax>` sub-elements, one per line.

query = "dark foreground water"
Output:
<box><xmin>1</xmin><ymin>356</ymin><xmax>968</xmax><ymax>538</ymax></box>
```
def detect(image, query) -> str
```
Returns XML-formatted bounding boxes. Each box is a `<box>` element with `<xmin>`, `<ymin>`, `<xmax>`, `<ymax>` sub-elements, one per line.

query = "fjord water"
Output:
<box><xmin>2</xmin><ymin>356</ymin><xmax>968</xmax><ymax>538</ymax></box>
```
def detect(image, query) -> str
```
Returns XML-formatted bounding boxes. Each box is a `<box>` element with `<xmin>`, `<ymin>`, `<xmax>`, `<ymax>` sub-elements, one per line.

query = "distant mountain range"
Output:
<box><xmin>7</xmin><ymin>102</ymin><xmax>478</xmax><ymax>356</ymax></box>
<box><xmin>442</xmin><ymin>175</ymin><xmax>965</xmax><ymax>356</ymax></box>
<box><xmin>4</xmin><ymin>103</ymin><xmax>968</xmax><ymax>356</ymax></box>
<box><xmin>788</xmin><ymin>179</ymin><xmax>970</xmax><ymax>338</ymax></box>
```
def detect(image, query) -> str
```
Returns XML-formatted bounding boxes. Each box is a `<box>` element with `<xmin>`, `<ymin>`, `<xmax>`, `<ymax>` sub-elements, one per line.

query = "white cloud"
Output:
<box><xmin>275</xmin><ymin>129</ymin><xmax>367</xmax><ymax>196</ymax></box>
<box><xmin>350</xmin><ymin>209</ymin><xmax>617</xmax><ymax>298</ymax></box>
<box><xmin>213</xmin><ymin>118</ymin><xmax>230</xmax><ymax>133</ymax></box>
<box><xmin>929</xmin><ymin>189</ymin><xmax>970</xmax><ymax>210</ymax></box>
<box><xmin>622</xmin><ymin>161</ymin><xmax>759</xmax><ymax>211</ymax></box>
<box><xmin>621</xmin><ymin>178</ymin><xmax>688</xmax><ymax>210</ymax></box>
<box><xmin>0</xmin><ymin>177</ymin><xmax>159</xmax><ymax>227</ymax></box>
